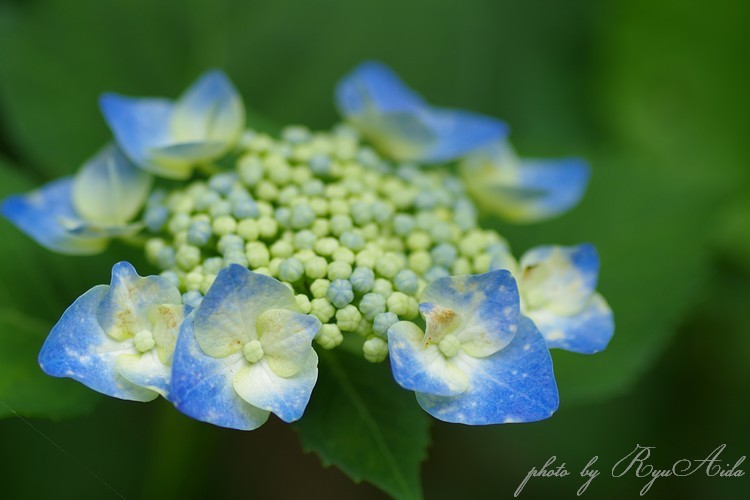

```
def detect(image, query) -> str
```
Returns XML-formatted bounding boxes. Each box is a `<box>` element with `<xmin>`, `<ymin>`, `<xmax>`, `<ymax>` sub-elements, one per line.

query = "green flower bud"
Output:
<box><xmin>363</xmin><ymin>336</ymin><xmax>388</xmax><ymax>363</ymax></box>
<box><xmin>359</xmin><ymin>293</ymin><xmax>386</xmax><ymax>321</ymax></box>
<box><xmin>372</xmin><ymin>278</ymin><xmax>394</xmax><ymax>297</ymax></box>
<box><xmin>328</xmin><ymin>261</ymin><xmax>353</xmax><ymax>281</ymax></box>
<box><xmin>332</xmin><ymin>247</ymin><xmax>355</xmax><ymax>265</ymax></box>
<box><xmin>176</xmin><ymin>244</ymin><xmax>201</xmax><ymax>271</ymax></box>
<box><xmin>278</xmin><ymin>258</ymin><xmax>304</xmax><ymax>282</ymax></box>
<box><xmin>375</xmin><ymin>252</ymin><xmax>404</xmax><ymax>279</ymax></box>
<box><xmin>310</xmin><ymin>297</ymin><xmax>336</xmax><ymax>323</ymax></box>
<box><xmin>315</xmin><ymin>323</ymin><xmax>343</xmax><ymax>350</ymax></box>
<box><xmin>295</xmin><ymin>294</ymin><xmax>312</xmax><ymax>314</ymax></box>
<box><xmin>305</xmin><ymin>256</ymin><xmax>328</xmax><ymax>279</ymax></box>
<box><xmin>310</xmin><ymin>279</ymin><xmax>331</xmax><ymax>299</ymax></box>
<box><xmin>257</xmin><ymin>216</ymin><xmax>278</xmax><ymax>239</ymax></box>
<box><xmin>336</xmin><ymin>305</ymin><xmax>362</xmax><ymax>332</ymax></box>
<box><xmin>245</xmin><ymin>242</ymin><xmax>270</xmax><ymax>268</ymax></box>
<box><xmin>387</xmin><ymin>291</ymin><xmax>410</xmax><ymax>316</ymax></box>
<box><xmin>270</xmin><ymin>240</ymin><xmax>294</xmax><ymax>258</ymax></box>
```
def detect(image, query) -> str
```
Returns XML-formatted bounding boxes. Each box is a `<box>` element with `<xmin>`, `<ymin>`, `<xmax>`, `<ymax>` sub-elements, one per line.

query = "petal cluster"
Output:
<box><xmin>336</xmin><ymin>61</ymin><xmax>507</xmax><ymax>163</ymax></box>
<box><xmin>1</xmin><ymin>145</ymin><xmax>151</xmax><ymax>255</ymax></box>
<box><xmin>388</xmin><ymin>270</ymin><xmax>559</xmax><ymax>424</ymax></box>
<box><xmin>39</xmin><ymin>262</ymin><xmax>184</xmax><ymax>400</ymax></box>
<box><xmin>171</xmin><ymin>265</ymin><xmax>321</xmax><ymax>430</ymax></box>
<box><xmin>100</xmin><ymin>70</ymin><xmax>245</xmax><ymax>179</ymax></box>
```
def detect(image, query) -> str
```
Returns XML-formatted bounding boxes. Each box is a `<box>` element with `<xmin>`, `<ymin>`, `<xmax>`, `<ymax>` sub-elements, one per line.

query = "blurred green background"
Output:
<box><xmin>0</xmin><ymin>0</ymin><xmax>748</xmax><ymax>498</ymax></box>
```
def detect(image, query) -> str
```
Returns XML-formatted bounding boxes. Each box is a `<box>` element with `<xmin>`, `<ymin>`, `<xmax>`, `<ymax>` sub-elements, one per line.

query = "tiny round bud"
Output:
<box><xmin>394</xmin><ymin>269</ymin><xmax>419</xmax><ymax>295</ymax></box>
<box><xmin>295</xmin><ymin>294</ymin><xmax>312</xmax><ymax>314</ymax></box>
<box><xmin>327</xmin><ymin>279</ymin><xmax>355</xmax><ymax>308</ymax></box>
<box><xmin>372</xmin><ymin>312</ymin><xmax>399</xmax><ymax>337</ymax></box>
<box><xmin>336</xmin><ymin>305</ymin><xmax>363</xmax><ymax>332</ymax></box>
<box><xmin>375</xmin><ymin>252</ymin><xmax>403</xmax><ymax>279</ymax></box>
<box><xmin>134</xmin><ymin>330</ymin><xmax>156</xmax><ymax>353</ymax></box>
<box><xmin>328</xmin><ymin>261</ymin><xmax>353</xmax><ymax>281</ymax></box>
<box><xmin>314</xmin><ymin>237</ymin><xmax>339</xmax><ymax>257</ymax></box>
<box><xmin>246</xmin><ymin>241</ymin><xmax>270</xmax><ymax>268</ymax></box>
<box><xmin>407</xmin><ymin>231</ymin><xmax>431</xmax><ymax>251</ymax></box>
<box><xmin>431</xmin><ymin>243</ymin><xmax>458</xmax><ymax>268</ymax></box>
<box><xmin>187</xmin><ymin>220</ymin><xmax>213</xmax><ymax>247</ymax></box>
<box><xmin>243</xmin><ymin>339</ymin><xmax>265</xmax><ymax>363</ymax></box>
<box><xmin>372</xmin><ymin>278</ymin><xmax>394</xmax><ymax>297</ymax></box>
<box><xmin>278</xmin><ymin>258</ymin><xmax>304</xmax><ymax>282</ymax></box>
<box><xmin>349</xmin><ymin>267</ymin><xmax>375</xmax><ymax>294</ymax></box>
<box><xmin>315</xmin><ymin>323</ymin><xmax>343</xmax><ymax>349</ymax></box>
<box><xmin>270</xmin><ymin>240</ymin><xmax>294</xmax><ymax>258</ymax></box>
<box><xmin>340</xmin><ymin>231</ymin><xmax>366</xmax><ymax>251</ymax></box>
<box><xmin>176</xmin><ymin>245</ymin><xmax>201</xmax><ymax>270</ymax></box>
<box><xmin>212</xmin><ymin>215</ymin><xmax>238</xmax><ymax>236</ymax></box>
<box><xmin>359</xmin><ymin>293</ymin><xmax>386</xmax><ymax>321</ymax></box>
<box><xmin>363</xmin><ymin>336</ymin><xmax>388</xmax><ymax>363</ymax></box>
<box><xmin>310</xmin><ymin>279</ymin><xmax>331</xmax><ymax>299</ymax></box>
<box><xmin>310</xmin><ymin>298</ymin><xmax>336</xmax><ymax>323</ymax></box>
<box><xmin>291</xmin><ymin>204</ymin><xmax>316</xmax><ymax>229</ymax></box>
<box><xmin>387</xmin><ymin>292</ymin><xmax>411</xmax><ymax>316</ymax></box>
<box><xmin>438</xmin><ymin>334</ymin><xmax>461</xmax><ymax>358</ymax></box>
<box><xmin>257</xmin><ymin>216</ymin><xmax>279</xmax><ymax>239</ymax></box>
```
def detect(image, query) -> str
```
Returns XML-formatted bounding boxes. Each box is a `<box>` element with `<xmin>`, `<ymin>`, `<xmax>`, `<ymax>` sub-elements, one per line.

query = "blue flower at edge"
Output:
<box><xmin>460</xmin><ymin>141</ymin><xmax>591</xmax><ymax>223</ymax></box>
<box><xmin>387</xmin><ymin>270</ymin><xmax>559</xmax><ymax>425</ymax></box>
<box><xmin>336</xmin><ymin>61</ymin><xmax>508</xmax><ymax>164</ymax></box>
<box><xmin>516</xmin><ymin>244</ymin><xmax>614</xmax><ymax>354</ymax></box>
<box><xmin>171</xmin><ymin>265</ymin><xmax>322</xmax><ymax>431</ymax></box>
<box><xmin>100</xmin><ymin>70</ymin><xmax>245</xmax><ymax>180</ymax></box>
<box><xmin>39</xmin><ymin>261</ymin><xmax>185</xmax><ymax>401</ymax></box>
<box><xmin>0</xmin><ymin>145</ymin><xmax>152</xmax><ymax>255</ymax></box>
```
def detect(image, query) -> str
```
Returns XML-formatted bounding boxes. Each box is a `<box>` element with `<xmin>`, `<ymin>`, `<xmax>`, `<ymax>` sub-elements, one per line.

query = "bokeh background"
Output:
<box><xmin>1</xmin><ymin>0</ymin><xmax>748</xmax><ymax>498</ymax></box>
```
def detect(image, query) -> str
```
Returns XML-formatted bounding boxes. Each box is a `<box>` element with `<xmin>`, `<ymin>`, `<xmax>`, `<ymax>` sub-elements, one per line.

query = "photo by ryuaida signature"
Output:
<box><xmin>1</xmin><ymin>62</ymin><xmax>614</xmax><ymax>430</ymax></box>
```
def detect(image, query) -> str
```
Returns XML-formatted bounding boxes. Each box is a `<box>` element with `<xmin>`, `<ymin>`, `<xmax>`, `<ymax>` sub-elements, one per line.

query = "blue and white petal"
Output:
<box><xmin>525</xmin><ymin>293</ymin><xmax>614</xmax><ymax>354</ymax></box>
<box><xmin>257</xmin><ymin>308</ymin><xmax>321</xmax><ymax>377</ymax></box>
<box><xmin>116</xmin><ymin>352</ymin><xmax>171</xmax><ymax>398</ymax></box>
<box><xmin>169</xmin><ymin>70</ymin><xmax>245</xmax><ymax>146</ymax></box>
<box><xmin>1</xmin><ymin>177</ymin><xmax>109</xmax><ymax>255</ymax></box>
<box><xmin>232</xmin><ymin>353</ymin><xmax>318</xmax><ymax>423</ymax></box>
<box><xmin>461</xmin><ymin>142</ymin><xmax>590</xmax><ymax>223</ymax></box>
<box><xmin>519</xmin><ymin>244</ymin><xmax>599</xmax><ymax>316</ymax></box>
<box><xmin>336</xmin><ymin>61</ymin><xmax>507</xmax><ymax>163</ymax></box>
<box><xmin>420</xmin><ymin>270</ymin><xmax>520</xmax><ymax>357</ymax></box>
<box><xmin>99</xmin><ymin>94</ymin><xmax>175</xmax><ymax>174</ymax></box>
<box><xmin>415</xmin><ymin>317</ymin><xmax>559</xmax><ymax>425</ymax></box>
<box><xmin>72</xmin><ymin>144</ymin><xmax>153</xmax><ymax>226</ymax></box>
<box><xmin>171</xmin><ymin>315</ymin><xmax>270</xmax><ymax>430</ymax></box>
<box><xmin>193</xmin><ymin>265</ymin><xmax>298</xmax><ymax>358</ymax></box>
<box><xmin>388</xmin><ymin>321</ymin><xmax>469</xmax><ymax>397</ymax></box>
<box><xmin>100</xmin><ymin>70</ymin><xmax>244</xmax><ymax>179</ymax></box>
<box><xmin>38</xmin><ymin>286</ymin><xmax>159</xmax><ymax>402</ymax></box>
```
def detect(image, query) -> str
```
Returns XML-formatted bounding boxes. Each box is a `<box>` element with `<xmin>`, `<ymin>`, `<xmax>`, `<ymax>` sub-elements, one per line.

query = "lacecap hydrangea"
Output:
<box><xmin>1</xmin><ymin>62</ymin><xmax>613</xmax><ymax>430</ymax></box>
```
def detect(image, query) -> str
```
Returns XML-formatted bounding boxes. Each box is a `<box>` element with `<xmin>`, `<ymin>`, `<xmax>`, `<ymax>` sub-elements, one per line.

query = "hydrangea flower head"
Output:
<box><xmin>388</xmin><ymin>270</ymin><xmax>559</xmax><ymax>424</ymax></box>
<box><xmin>336</xmin><ymin>61</ymin><xmax>507</xmax><ymax>163</ymax></box>
<box><xmin>100</xmin><ymin>70</ymin><xmax>245</xmax><ymax>180</ymax></box>
<box><xmin>171</xmin><ymin>264</ymin><xmax>321</xmax><ymax>430</ymax></box>
<box><xmin>39</xmin><ymin>261</ymin><xmax>184</xmax><ymax>400</ymax></box>
<box><xmin>1</xmin><ymin>145</ymin><xmax>152</xmax><ymax>254</ymax></box>
<box><xmin>460</xmin><ymin>141</ymin><xmax>590</xmax><ymax>223</ymax></box>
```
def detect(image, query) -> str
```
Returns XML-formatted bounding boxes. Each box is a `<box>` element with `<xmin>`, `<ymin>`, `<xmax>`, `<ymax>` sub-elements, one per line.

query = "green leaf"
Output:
<box><xmin>0</xmin><ymin>308</ymin><xmax>98</xmax><ymax>419</ymax></box>
<box><xmin>296</xmin><ymin>350</ymin><xmax>430</xmax><ymax>500</ymax></box>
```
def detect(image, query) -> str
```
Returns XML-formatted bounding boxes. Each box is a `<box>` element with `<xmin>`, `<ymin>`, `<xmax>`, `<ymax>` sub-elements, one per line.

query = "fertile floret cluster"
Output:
<box><xmin>144</xmin><ymin>124</ymin><xmax>510</xmax><ymax>362</ymax></box>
